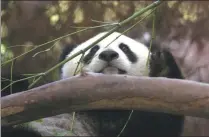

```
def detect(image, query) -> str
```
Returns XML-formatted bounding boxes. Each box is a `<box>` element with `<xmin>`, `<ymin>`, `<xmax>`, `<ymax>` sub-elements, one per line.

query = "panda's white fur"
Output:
<box><xmin>61</xmin><ymin>32</ymin><xmax>150</xmax><ymax>78</ymax></box>
<box><xmin>2</xmin><ymin>31</ymin><xmax>184</xmax><ymax>137</ymax></box>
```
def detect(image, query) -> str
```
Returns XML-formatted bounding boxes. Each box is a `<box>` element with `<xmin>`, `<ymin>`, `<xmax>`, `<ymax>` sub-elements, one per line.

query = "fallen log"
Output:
<box><xmin>1</xmin><ymin>72</ymin><xmax>209</xmax><ymax>127</ymax></box>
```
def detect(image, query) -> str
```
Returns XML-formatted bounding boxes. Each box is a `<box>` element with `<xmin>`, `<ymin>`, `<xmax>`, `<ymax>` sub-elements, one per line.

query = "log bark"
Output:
<box><xmin>1</xmin><ymin>72</ymin><xmax>209</xmax><ymax>127</ymax></box>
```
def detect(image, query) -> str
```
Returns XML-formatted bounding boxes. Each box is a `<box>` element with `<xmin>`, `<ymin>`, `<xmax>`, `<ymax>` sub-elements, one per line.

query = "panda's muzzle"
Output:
<box><xmin>98</xmin><ymin>66</ymin><xmax>127</xmax><ymax>74</ymax></box>
<box><xmin>97</xmin><ymin>50</ymin><xmax>127</xmax><ymax>74</ymax></box>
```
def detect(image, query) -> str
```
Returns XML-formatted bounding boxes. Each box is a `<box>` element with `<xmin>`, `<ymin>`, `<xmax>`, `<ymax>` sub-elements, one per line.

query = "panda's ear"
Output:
<box><xmin>59</xmin><ymin>44</ymin><xmax>78</xmax><ymax>62</ymax></box>
<box><xmin>141</xmin><ymin>32</ymin><xmax>159</xmax><ymax>53</ymax></box>
<box><xmin>144</xmin><ymin>41</ymin><xmax>159</xmax><ymax>53</ymax></box>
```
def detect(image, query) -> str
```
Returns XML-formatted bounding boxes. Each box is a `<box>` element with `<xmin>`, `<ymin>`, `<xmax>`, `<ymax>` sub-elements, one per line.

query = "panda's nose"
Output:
<box><xmin>99</xmin><ymin>50</ymin><xmax>119</xmax><ymax>62</ymax></box>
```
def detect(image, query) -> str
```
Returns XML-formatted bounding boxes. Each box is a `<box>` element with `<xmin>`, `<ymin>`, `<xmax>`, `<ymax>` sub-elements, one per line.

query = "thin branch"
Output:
<box><xmin>10</xmin><ymin>60</ymin><xmax>15</xmax><ymax>94</ymax></box>
<box><xmin>32</xmin><ymin>42</ymin><xmax>57</xmax><ymax>57</ymax></box>
<box><xmin>69</xmin><ymin>23</ymin><xmax>117</xmax><ymax>29</ymax></box>
<box><xmin>91</xmin><ymin>19</ymin><xmax>118</xmax><ymax>24</ymax></box>
<box><xmin>2</xmin><ymin>73</ymin><xmax>209</xmax><ymax>127</ymax></box>
<box><xmin>5</xmin><ymin>45</ymin><xmax>33</xmax><ymax>49</ymax></box>
<box><xmin>146</xmin><ymin>6</ymin><xmax>157</xmax><ymax>68</ymax></box>
<box><xmin>1</xmin><ymin>73</ymin><xmax>43</xmax><ymax>92</ymax></box>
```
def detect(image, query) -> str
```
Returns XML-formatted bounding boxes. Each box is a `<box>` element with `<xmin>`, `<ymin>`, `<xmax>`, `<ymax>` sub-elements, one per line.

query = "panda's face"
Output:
<box><xmin>61</xmin><ymin>32</ymin><xmax>150</xmax><ymax>79</ymax></box>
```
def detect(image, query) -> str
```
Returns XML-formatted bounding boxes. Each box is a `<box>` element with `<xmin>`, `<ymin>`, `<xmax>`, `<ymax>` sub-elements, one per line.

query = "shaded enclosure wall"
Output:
<box><xmin>1</xmin><ymin>1</ymin><xmax>209</xmax><ymax>135</ymax></box>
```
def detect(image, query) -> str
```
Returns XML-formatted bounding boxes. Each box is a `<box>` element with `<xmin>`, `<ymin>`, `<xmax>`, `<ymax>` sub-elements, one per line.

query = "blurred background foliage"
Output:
<box><xmin>1</xmin><ymin>1</ymin><xmax>209</xmax><ymax>86</ymax></box>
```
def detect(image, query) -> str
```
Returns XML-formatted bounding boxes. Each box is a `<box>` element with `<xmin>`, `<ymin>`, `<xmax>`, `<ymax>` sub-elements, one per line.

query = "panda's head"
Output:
<box><xmin>61</xmin><ymin>32</ymin><xmax>150</xmax><ymax>79</ymax></box>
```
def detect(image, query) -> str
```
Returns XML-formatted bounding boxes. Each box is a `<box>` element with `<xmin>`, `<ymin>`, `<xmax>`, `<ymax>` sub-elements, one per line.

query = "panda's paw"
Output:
<box><xmin>80</xmin><ymin>68</ymin><xmax>92</xmax><ymax>77</ymax></box>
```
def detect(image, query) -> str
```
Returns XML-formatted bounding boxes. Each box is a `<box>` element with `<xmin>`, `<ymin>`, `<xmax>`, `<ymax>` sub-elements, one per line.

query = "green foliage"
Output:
<box><xmin>1</xmin><ymin>43</ymin><xmax>14</xmax><ymax>62</ymax></box>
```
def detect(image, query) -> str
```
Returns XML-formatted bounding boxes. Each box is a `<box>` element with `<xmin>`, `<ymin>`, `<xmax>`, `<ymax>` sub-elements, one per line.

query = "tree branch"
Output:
<box><xmin>1</xmin><ymin>72</ymin><xmax>209</xmax><ymax>127</ymax></box>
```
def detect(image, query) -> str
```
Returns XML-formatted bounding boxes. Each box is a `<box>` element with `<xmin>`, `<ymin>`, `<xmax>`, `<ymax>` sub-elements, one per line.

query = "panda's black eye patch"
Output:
<box><xmin>119</xmin><ymin>43</ymin><xmax>137</xmax><ymax>63</ymax></box>
<box><xmin>83</xmin><ymin>45</ymin><xmax>100</xmax><ymax>64</ymax></box>
<box><xmin>120</xmin><ymin>44</ymin><xmax>129</xmax><ymax>52</ymax></box>
<box><xmin>90</xmin><ymin>45</ymin><xmax>100</xmax><ymax>53</ymax></box>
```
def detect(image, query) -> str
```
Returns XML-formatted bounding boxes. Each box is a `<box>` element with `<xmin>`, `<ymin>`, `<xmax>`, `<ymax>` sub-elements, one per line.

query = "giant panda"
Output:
<box><xmin>2</xmin><ymin>31</ymin><xmax>184</xmax><ymax>136</ymax></box>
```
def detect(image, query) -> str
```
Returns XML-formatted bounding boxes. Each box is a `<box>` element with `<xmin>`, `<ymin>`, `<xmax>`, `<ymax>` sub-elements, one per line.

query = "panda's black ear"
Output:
<box><xmin>144</xmin><ymin>41</ymin><xmax>159</xmax><ymax>53</ymax></box>
<box><xmin>59</xmin><ymin>44</ymin><xmax>77</xmax><ymax>62</ymax></box>
<box><xmin>141</xmin><ymin>32</ymin><xmax>158</xmax><ymax>53</ymax></box>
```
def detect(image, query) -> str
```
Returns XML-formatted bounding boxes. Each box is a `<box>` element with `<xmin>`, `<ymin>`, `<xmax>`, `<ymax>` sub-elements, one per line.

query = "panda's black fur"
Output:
<box><xmin>2</xmin><ymin>32</ymin><xmax>185</xmax><ymax>137</ymax></box>
<box><xmin>2</xmin><ymin>126</ymin><xmax>42</xmax><ymax>137</ymax></box>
